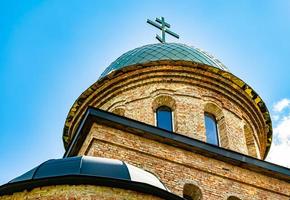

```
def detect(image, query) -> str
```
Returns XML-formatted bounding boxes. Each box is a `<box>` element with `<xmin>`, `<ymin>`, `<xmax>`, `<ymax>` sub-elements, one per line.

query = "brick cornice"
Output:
<box><xmin>62</xmin><ymin>61</ymin><xmax>272</xmax><ymax>158</ymax></box>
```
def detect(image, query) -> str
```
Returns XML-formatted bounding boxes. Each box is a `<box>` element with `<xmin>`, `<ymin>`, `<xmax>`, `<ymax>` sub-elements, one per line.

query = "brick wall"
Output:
<box><xmin>67</xmin><ymin>64</ymin><xmax>266</xmax><ymax>158</ymax></box>
<box><xmin>0</xmin><ymin>185</ymin><xmax>164</xmax><ymax>200</ymax></box>
<box><xmin>77</xmin><ymin>123</ymin><xmax>290</xmax><ymax>200</ymax></box>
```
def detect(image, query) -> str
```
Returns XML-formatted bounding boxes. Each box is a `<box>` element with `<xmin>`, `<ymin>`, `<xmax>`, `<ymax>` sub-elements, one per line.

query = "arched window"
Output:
<box><xmin>228</xmin><ymin>196</ymin><xmax>241</xmax><ymax>200</ymax></box>
<box><xmin>183</xmin><ymin>183</ymin><xmax>202</xmax><ymax>200</ymax></box>
<box><xmin>156</xmin><ymin>106</ymin><xmax>173</xmax><ymax>131</ymax></box>
<box><xmin>204</xmin><ymin>113</ymin><xmax>219</xmax><ymax>146</ymax></box>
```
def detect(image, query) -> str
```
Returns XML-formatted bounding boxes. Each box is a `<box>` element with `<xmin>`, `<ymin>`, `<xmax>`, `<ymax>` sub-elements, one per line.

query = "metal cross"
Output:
<box><xmin>147</xmin><ymin>17</ymin><xmax>179</xmax><ymax>43</ymax></box>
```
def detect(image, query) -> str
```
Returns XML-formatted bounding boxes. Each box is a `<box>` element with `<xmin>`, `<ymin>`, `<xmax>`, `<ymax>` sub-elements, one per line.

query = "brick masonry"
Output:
<box><xmin>78</xmin><ymin>123</ymin><xmax>290</xmax><ymax>200</ymax></box>
<box><xmin>0</xmin><ymin>185</ymin><xmax>163</xmax><ymax>200</ymax></box>
<box><xmin>66</xmin><ymin>63</ymin><xmax>267</xmax><ymax>158</ymax></box>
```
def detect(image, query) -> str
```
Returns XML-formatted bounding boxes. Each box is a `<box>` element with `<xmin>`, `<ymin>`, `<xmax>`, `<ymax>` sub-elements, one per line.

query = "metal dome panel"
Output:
<box><xmin>100</xmin><ymin>43</ymin><xmax>228</xmax><ymax>78</ymax></box>
<box><xmin>7</xmin><ymin>156</ymin><xmax>167</xmax><ymax>191</ymax></box>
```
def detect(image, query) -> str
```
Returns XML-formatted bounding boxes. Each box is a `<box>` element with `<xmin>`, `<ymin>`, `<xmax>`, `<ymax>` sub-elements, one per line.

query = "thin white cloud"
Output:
<box><xmin>266</xmin><ymin>99</ymin><xmax>290</xmax><ymax>168</ymax></box>
<box><xmin>272</xmin><ymin>115</ymin><xmax>280</xmax><ymax>122</ymax></box>
<box><xmin>273</xmin><ymin>98</ymin><xmax>290</xmax><ymax>112</ymax></box>
<box><xmin>267</xmin><ymin>140</ymin><xmax>290</xmax><ymax>168</ymax></box>
<box><xmin>274</xmin><ymin>116</ymin><xmax>290</xmax><ymax>142</ymax></box>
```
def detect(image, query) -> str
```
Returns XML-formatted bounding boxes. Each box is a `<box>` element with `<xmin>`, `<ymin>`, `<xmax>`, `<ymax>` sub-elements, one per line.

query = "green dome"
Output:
<box><xmin>100</xmin><ymin>43</ymin><xmax>228</xmax><ymax>78</ymax></box>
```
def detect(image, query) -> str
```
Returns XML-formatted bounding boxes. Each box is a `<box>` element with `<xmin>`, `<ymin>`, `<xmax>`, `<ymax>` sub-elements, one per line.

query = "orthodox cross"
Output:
<box><xmin>147</xmin><ymin>17</ymin><xmax>179</xmax><ymax>43</ymax></box>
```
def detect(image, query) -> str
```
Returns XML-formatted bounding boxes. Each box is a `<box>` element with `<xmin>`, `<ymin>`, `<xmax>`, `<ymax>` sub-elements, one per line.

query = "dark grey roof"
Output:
<box><xmin>9</xmin><ymin>156</ymin><xmax>167</xmax><ymax>190</ymax></box>
<box><xmin>64</xmin><ymin>108</ymin><xmax>290</xmax><ymax>182</ymax></box>
<box><xmin>1</xmin><ymin>156</ymin><xmax>183</xmax><ymax>199</ymax></box>
<box><xmin>100</xmin><ymin>43</ymin><xmax>228</xmax><ymax>78</ymax></box>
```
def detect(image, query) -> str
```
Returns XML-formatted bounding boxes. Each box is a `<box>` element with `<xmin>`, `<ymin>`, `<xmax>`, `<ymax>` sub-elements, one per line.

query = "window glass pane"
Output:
<box><xmin>157</xmin><ymin>106</ymin><xmax>173</xmax><ymax>131</ymax></box>
<box><xmin>205</xmin><ymin>113</ymin><xmax>219</xmax><ymax>145</ymax></box>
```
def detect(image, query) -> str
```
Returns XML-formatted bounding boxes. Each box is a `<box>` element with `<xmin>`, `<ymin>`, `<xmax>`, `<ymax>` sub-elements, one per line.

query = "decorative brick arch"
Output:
<box><xmin>204</xmin><ymin>102</ymin><xmax>229</xmax><ymax>148</ymax></box>
<box><xmin>152</xmin><ymin>95</ymin><xmax>176</xmax><ymax>112</ymax></box>
<box><xmin>112</xmin><ymin>107</ymin><xmax>125</xmax><ymax>116</ymax></box>
<box><xmin>227</xmin><ymin>195</ymin><xmax>241</xmax><ymax>200</ymax></box>
<box><xmin>183</xmin><ymin>183</ymin><xmax>203</xmax><ymax>200</ymax></box>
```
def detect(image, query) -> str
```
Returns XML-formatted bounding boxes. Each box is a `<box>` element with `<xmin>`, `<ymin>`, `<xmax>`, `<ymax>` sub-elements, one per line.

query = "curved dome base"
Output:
<box><xmin>100</xmin><ymin>43</ymin><xmax>228</xmax><ymax>78</ymax></box>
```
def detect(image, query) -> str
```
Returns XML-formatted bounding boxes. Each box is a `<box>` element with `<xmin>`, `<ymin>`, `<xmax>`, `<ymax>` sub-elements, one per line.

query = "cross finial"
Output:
<box><xmin>147</xmin><ymin>17</ymin><xmax>179</xmax><ymax>43</ymax></box>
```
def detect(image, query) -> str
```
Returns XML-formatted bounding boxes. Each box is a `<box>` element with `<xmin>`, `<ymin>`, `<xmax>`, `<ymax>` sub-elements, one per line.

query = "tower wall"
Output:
<box><xmin>66</xmin><ymin>63</ymin><xmax>268</xmax><ymax>158</ymax></box>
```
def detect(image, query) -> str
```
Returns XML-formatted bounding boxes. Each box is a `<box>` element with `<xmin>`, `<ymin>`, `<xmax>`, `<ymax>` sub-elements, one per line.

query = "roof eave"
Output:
<box><xmin>64</xmin><ymin>107</ymin><xmax>288</xmax><ymax>182</ymax></box>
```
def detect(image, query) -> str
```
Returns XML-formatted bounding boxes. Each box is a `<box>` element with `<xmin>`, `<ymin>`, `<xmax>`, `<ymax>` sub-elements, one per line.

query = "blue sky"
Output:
<box><xmin>1</xmin><ymin>0</ymin><xmax>290</xmax><ymax>184</ymax></box>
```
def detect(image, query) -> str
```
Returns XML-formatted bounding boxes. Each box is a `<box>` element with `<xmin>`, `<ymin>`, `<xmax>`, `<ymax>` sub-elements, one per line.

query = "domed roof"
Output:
<box><xmin>1</xmin><ymin>156</ymin><xmax>184</xmax><ymax>198</ymax></box>
<box><xmin>100</xmin><ymin>43</ymin><xmax>228</xmax><ymax>78</ymax></box>
<box><xmin>8</xmin><ymin>156</ymin><xmax>167</xmax><ymax>191</ymax></box>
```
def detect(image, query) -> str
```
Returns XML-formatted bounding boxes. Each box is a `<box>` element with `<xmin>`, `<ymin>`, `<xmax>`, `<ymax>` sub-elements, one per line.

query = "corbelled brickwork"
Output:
<box><xmin>66</xmin><ymin>62</ymin><xmax>267</xmax><ymax>158</ymax></box>
<box><xmin>0</xmin><ymin>185</ymin><xmax>164</xmax><ymax>200</ymax></box>
<box><xmin>78</xmin><ymin>123</ymin><xmax>290</xmax><ymax>200</ymax></box>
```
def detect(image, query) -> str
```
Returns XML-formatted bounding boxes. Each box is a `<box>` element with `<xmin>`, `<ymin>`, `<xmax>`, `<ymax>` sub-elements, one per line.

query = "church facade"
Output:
<box><xmin>0</xmin><ymin>18</ymin><xmax>289</xmax><ymax>200</ymax></box>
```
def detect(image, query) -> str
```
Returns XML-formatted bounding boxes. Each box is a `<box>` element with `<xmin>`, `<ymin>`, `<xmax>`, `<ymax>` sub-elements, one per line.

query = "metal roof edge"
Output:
<box><xmin>0</xmin><ymin>175</ymin><xmax>182</xmax><ymax>199</ymax></box>
<box><xmin>64</xmin><ymin>107</ymin><xmax>289</xmax><ymax>183</ymax></box>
